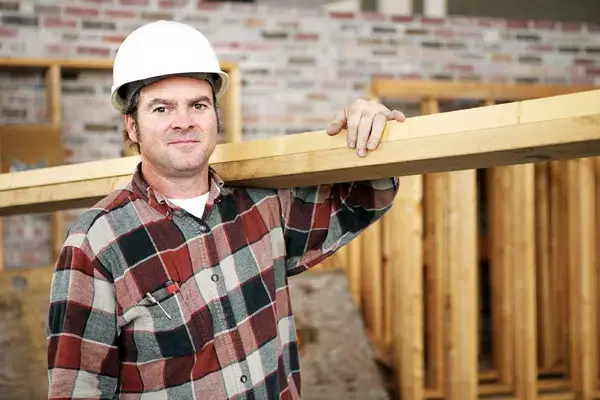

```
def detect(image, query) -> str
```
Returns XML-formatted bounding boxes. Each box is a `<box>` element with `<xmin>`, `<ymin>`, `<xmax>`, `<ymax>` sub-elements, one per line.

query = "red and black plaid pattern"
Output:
<box><xmin>46</xmin><ymin>162</ymin><xmax>398</xmax><ymax>399</ymax></box>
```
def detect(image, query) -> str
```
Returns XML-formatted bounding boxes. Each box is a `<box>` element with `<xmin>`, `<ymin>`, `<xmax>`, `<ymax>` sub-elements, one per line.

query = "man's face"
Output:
<box><xmin>125</xmin><ymin>76</ymin><xmax>218</xmax><ymax>178</ymax></box>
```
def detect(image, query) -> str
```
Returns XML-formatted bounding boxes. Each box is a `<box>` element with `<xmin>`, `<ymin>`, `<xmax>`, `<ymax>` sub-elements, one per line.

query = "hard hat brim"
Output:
<box><xmin>111</xmin><ymin>70</ymin><xmax>230</xmax><ymax>114</ymax></box>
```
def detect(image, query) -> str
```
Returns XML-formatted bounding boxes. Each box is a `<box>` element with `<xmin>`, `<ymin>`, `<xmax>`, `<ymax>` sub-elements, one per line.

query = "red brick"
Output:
<box><xmin>478</xmin><ymin>18</ymin><xmax>494</xmax><ymax>27</ymax></box>
<box><xmin>391</xmin><ymin>15</ymin><xmax>414</xmax><ymax>23</ymax></box>
<box><xmin>447</xmin><ymin>63</ymin><xmax>474</xmax><ymax>72</ymax></box>
<box><xmin>0</xmin><ymin>27</ymin><xmax>17</xmax><ymax>37</ymax></box>
<box><xmin>240</xmin><ymin>43</ymin><xmax>271</xmax><ymax>51</ymax></box>
<box><xmin>196</xmin><ymin>1</ymin><xmax>223</xmax><ymax>9</ymax></box>
<box><xmin>120</xmin><ymin>0</ymin><xmax>148</xmax><ymax>5</ymax></box>
<box><xmin>321</xmin><ymin>80</ymin><xmax>347</xmax><ymax>90</ymax></box>
<box><xmin>422</xmin><ymin>17</ymin><xmax>444</xmax><ymax>24</ymax></box>
<box><xmin>435</xmin><ymin>29</ymin><xmax>453</xmax><ymax>38</ymax></box>
<box><xmin>47</xmin><ymin>44</ymin><xmax>72</xmax><ymax>55</ymax></box>
<box><xmin>561</xmin><ymin>22</ymin><xmax>582</xmax><ymax>32</ymax></box>
<box><xmin>588</xmin><ymin>23</ymin><xmax>600</xmax><ymax>32</ymax></box>
<box><xmin>399</xmin><ymin>73</ymin><xmax>422</xmax><ymax>80</ymax></box>
<box><xmin>159</xmin><ymin>0</ymin><xmax>188</xmax><ymax>8</ymax></box>
<box><xmin>574</xmin><ymin>58</ymin><xmax>596</xmax><ymax>65</ymax></box>
<box><xmin>455</xmin><ymin>30</ymin><xmax>481</xmax><ymax>39</ymax></box>
<box><xmin>360</xmin><ymin>12</ymin><xmax>385</xmax><ymax>21</ymax></box>
<box><xmin>329</xmin><ymin>11</ymin><xmax>354</xmax><ymax>19</ymax></box>
<box><xmin>77</xmin><ymin>46</ymin><xmax>111</xmax><ymax>56</ymax></box>
<box><xmin>103</xmin><ymin>34</ymin><xmax>128</xmax><ymax>43</ymax></box>
<box><xmin>105</xmin><ymin>9</ymin><xmax>137</xmax><ymax>18</ymax></box>
<box><xmin>506</xmin><ymin>19</ymin><xmax>529</xmax><ymax>29</ymax></box>
<box><xmin>533</xmin><ymin>20</ymin><xmax>556</xmax><ymax>29</ymax></box>
<box><xmin>43</xmin><ymin>16</ymin><xmax>77</xmax><ymax>28</ymax></box>
<box><xmin>65</xmin><ymin>6</ymin><xmax>99</xmax><ymax>16</ymax></box>
<box><xmin>294</xmin><ymin>33</ymin><xmax>319</xmax><ymax>41</ymax></box>
<box><xmin>585</xmin><ymin>68</ymin><xmax>600</xmax><ymax>76</ymax></box>
<box><xmin>528</xmin><ymin>44</ymin><xmax>553</xmax><ymax>52</ymax></box>
<box><xmin>372</xmin><ymin>73</ymin><xmax>395</xmax><ymax>79</ymax></box>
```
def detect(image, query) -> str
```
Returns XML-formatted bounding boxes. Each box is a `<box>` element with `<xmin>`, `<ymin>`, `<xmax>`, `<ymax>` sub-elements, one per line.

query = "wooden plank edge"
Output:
<box><xmin>0</xmin><ymin>56</ymin><xmax>237</xmax><ymax>73</ymax></box>
<box><xmin>372</xmin><ymin>78</ymin><xmax>598</xmax><ymax>100</ymax></box>
<box><xmin>2</xmin><ymin>89</ymin><xmax>599</xmax><ymax>192</ymax></box>
<box><xmin>1</xmin><ymin>115</ymin><xmax>600</xmax><ymax>215</ymax></box>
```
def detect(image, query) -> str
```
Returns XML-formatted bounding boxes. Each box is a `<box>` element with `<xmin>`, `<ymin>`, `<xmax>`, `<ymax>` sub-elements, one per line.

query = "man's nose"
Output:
<box><xmin>170</xmin><ymin>109</ymin><xmax>196</xmax><ymax>130</ymax></box>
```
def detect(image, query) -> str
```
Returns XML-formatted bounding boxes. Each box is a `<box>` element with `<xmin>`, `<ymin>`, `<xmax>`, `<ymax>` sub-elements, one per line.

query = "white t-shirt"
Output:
<box><xmin>167</xmin><ymin>192</ymin><xmax>209</xmax><ymax>219</ymax></box>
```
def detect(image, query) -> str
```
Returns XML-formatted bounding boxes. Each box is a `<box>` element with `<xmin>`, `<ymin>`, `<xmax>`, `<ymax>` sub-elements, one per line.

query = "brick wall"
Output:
<box><xmin>1</xmin><ymin>0</ymin><xmax>599</xmax><ymax>267</ymax></box>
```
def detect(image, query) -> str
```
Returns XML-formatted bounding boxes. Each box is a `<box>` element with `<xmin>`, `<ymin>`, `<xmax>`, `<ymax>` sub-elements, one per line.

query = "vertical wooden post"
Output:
<box><xmin>347</xmin><ymin>235</ymin><xmax>362</xmax><ymax>310</ymax></box>
<box><xmin>421</xmin><ymin>97</ymin><xmax>446</xmax><ymax>393</ymax></box>
<box><xmin>381</xmin><ymin>214</ymin><xmax>394</xmax><ymax>348</ymax></box>
<box><xmin>0</xmin><ymin>126</ymin><xmax>2</xmax><ymax>271</ymax></box>
<box><xmin>535</xmin><ymin>162</ymin><xmax>558</xmax><ymax>369</ymax></box>
<box><xmin>597</xmin><ymin>157</ymin><xmax>600</xmax><ymax>397</ymax></box>
<box><xmin>512</xmin><ymin>163</ymin><xmax>538</xmax><ymax>400</ymax></box>
<box><xmin>550</xmin><ymin>161</ymin><xmax>570</xmax><ymax>370</ymax></box>
<box><xmin>445</xmin><ymin>168</ymin><xmax>479</xmax><ymax>400</ymax></box>
<box><xmin>46</xmin><ymin>64</ymin><xmax>65</xmax><ymax>262</ymax></box>
<box><xmin>567</xmin><ymin>158</ymin><xmax>598</xmax><ymax>400</ymax></box>
<box><xmin>488</xmin><ymin>165</ymin><xmax>515</xmax><ymax>387</ymax></box>
<box><xmin>361</xmin><ymin>220</ymin><xmax>383</xmax><ymax>340</ymax></box>
<box><xmin>392</xmin><ymin>174</ymin><xmax>424</xmax><ymax>400</ymax></box>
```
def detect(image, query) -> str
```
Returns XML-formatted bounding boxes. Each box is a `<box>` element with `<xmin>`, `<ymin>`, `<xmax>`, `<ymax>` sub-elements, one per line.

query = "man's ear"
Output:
<box><xmin>124</xmin><ymin>114</ymin><xmax>138</xmax><ymax>143</ymax></box>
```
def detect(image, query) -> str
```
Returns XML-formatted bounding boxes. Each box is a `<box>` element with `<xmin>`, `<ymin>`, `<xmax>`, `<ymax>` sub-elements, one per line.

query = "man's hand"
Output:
<box><xmin>326</xmin><ymin>99</ymin><xmax>406</xmax><ymax>157</ymax></box>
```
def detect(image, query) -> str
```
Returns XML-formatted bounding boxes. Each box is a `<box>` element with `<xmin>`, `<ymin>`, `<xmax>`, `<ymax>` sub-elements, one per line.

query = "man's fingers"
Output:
<box><xmin>346</xmin><ymin>107</ymin><xmax>362</xmax><ymax>149</ymax></box>
<box><xmin>390</xmin><ymin>109</ymin><xmax>406</xmax><ymax>122</ymax></box>
<box><xmin>327</xmin><ymin>110</ymin><xmax>347</xmax><ymax>135</ymax></box>
<box><xmin>367</xmin><ymin>112</ymin><xmax>387</xmax><ymax>151</ymax></box>
<box><xmin>356</xmin><ymin>111</ymin><xmax>375</xmax><ymax>156</ymax></box>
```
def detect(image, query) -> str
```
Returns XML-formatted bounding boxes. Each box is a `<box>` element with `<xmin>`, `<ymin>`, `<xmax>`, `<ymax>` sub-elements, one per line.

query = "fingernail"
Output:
<box><xmin>358</xmin><ymin>148</ymin><xmax>366</xmax><ymax>157</ymax></box>
<box><xmin>348</xmin><ymin>142</ymin><xmax>355</xmax><ymax>149</ymax></box>
<box><xmin>367</xmin><ymin>142</ymin><xmax>376</xmax><ymax>150</ymax></box>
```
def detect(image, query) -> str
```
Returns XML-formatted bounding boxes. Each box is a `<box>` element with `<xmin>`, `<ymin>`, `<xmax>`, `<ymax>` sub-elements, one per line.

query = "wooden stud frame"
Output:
<box><xmin>365</xmin><ymin>78</ymin><xmax>600</xmax><ymax>400</ymax></box>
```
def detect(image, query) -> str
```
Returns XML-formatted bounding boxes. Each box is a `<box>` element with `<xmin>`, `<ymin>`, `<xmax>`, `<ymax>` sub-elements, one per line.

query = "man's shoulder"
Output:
<box><xmin>65</xmin><ymin>187</ymin><xmax>134</xmax><ymax>239</ymax></box>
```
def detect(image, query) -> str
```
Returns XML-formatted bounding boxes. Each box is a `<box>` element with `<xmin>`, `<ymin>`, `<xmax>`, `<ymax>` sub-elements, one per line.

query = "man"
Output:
<box><xmin>47</xmin><ymin>20</ymin><xmax>404</xmax><ymax>399</ymax></box>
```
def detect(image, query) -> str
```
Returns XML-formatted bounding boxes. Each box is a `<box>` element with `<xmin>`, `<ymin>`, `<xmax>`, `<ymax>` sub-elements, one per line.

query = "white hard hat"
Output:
<box><xmin>110</xmin><ymin>20</ymin><xmax>229</xmax><ymax>113</ymax></box>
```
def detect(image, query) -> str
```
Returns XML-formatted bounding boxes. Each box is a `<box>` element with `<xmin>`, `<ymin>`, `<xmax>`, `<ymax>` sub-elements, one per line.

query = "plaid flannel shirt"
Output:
<box><xmin>47</xmin><ymin>162</ymin><xmax>398</xmax><ymax>399</ymax></box>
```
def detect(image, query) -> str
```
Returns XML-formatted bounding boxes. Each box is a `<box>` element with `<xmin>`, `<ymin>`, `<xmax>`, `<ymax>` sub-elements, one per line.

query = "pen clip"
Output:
<box><xmin>145</xmin><ymin>292</ymin><xmax>172</xmax><ymax>320</ymax></box>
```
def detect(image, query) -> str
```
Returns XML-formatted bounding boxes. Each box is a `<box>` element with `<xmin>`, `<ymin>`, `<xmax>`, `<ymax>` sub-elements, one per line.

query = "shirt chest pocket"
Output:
<box><xmin>122</xmin><ymin>286</ymin><xmax>214</xmax><ymax>362</ymax></box>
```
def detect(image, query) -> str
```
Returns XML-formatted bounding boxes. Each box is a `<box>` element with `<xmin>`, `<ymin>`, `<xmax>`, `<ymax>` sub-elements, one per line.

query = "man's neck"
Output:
<box><xmin>140</xmin><ymin>159</ymin><xmax>210</xmax><ymax>199</ymax></box>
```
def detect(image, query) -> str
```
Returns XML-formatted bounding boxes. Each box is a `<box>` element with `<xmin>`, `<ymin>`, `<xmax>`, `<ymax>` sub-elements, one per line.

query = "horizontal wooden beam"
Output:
<box><xmin>0</xmin><ymin>56</ymin><xmax>237</xmax><ymax>72</ymax></box>
<box><xmin>1</xmin><ymin>89</ymin><xmax>600</xmax><ymax>216</ymax></box>
<box><xmin>371</xmin><ymin>78</ymin><xmax>597</xmax><ymax>101</ymax></box>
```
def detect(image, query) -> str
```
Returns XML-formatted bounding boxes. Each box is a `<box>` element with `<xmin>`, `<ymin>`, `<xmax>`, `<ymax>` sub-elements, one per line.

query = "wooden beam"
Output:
<box><xmin>0</xmin><ymin>56</ymin><xmax>237</xmax><ymax>72</ymax></box>
<box><xmin>1</xmin><ymin>89</ymin><xmax>600</xmax><ymax>216</ymax></box>
<box><xmin>371</xmin><ymin>78</ymin><xmax>597</xmax><ymax>101</ymax></box>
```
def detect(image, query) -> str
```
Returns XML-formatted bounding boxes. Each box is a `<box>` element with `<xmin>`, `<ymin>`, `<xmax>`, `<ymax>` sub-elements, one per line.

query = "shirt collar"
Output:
<box><xmin>129</xmin><ymin>161</ymin><xmax>228</xmax><ymax>216</ymax></box>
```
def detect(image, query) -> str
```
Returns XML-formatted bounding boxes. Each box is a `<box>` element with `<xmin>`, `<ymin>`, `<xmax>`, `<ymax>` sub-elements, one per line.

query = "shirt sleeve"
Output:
<box><xmin>278</xmin><ymin>176</ymin><xmax>399</xmax><ymax>276</ymax></box>
<box><xmin>46</xmin><ymin>232</ymin><xmax>120</xmax><ymax>399</ymax></box>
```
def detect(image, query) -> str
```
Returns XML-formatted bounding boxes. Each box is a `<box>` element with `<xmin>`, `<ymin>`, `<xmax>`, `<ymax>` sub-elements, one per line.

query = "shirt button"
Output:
<box><xmin>240</xmin><ymin>375</ymin><xmax>247</xmax><ymax>383</ymax></box>
<box><xmin>211</xmin><ymin>274</ymin><xmax>219</xmax><ymax>282</ymax></box>
<box><xmin>200</xmin><ymin>225</ymin><xmax>208</xmax><ymax>233</ymax></box>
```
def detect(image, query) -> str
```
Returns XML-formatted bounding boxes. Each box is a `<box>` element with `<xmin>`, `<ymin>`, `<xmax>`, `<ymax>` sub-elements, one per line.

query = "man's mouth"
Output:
<box><xmin>170</xmin><ymin>139</ymin><xmax>199</xmax><ymax>144</ymax></box>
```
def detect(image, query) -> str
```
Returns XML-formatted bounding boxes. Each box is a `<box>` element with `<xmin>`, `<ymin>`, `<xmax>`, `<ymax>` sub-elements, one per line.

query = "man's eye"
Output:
<box><xmin>153</xmin><ymin>107</ymin><xmax>166</xmax><ymax>113</ymax></box>
<box><xmin>194</xmin><ymin>103</ymin><xmax>207</xmax><ymax>110</ymax></box>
